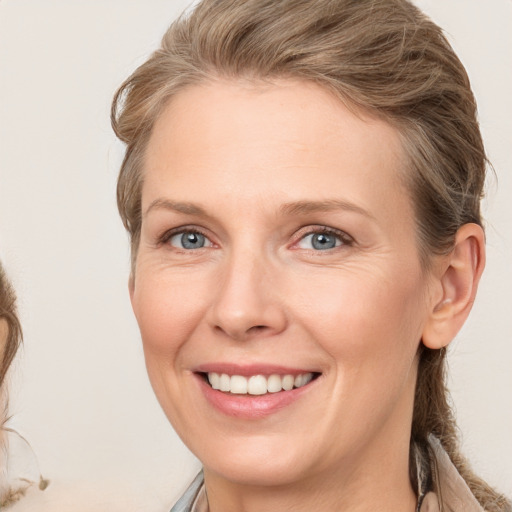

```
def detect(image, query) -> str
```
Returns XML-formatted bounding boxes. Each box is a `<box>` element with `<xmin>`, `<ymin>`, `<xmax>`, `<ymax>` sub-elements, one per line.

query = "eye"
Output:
<box><xmin>168</xmin><ymin>231</ymin><xmax>212</xmax><ymax>250</ymax></box>
<box><xmin>297</xmin><ymin>230</ymin><xmax>347</xmax><ymax>251</ymax></box>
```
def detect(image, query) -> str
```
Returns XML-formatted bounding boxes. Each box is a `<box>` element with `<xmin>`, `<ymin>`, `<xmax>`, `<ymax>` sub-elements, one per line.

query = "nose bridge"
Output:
<box><xmin>210</xmin><ymin>241</ymin><xmax>286</xmax><ymax>340</ymax></box>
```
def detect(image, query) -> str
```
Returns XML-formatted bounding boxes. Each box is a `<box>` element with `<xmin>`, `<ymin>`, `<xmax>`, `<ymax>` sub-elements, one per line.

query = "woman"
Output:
<box><xmin>0</xmin><ymin>263</ymin><xmax>21</xmax><ymax>413</ymax></box>
<box><xmin>0</xmin><ymin>261</ymin><xmax>23</xmax><ymax>507</ymax></box>
<box><xmin>1</xmin><ymin>262</ymin><xmax>48</xmax><ymax>508</ymax></box>
<box><xmin>111</xmin><ymin>0</ymin><xmax>511</xmax><ymax>510</ymax></box>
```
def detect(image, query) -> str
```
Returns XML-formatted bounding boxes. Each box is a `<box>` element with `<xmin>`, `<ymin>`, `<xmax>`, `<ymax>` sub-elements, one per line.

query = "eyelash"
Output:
<box><xmin>157</xmin><ymin>225</ymin><xmax>354</xmax><ymax>251</ymax></box>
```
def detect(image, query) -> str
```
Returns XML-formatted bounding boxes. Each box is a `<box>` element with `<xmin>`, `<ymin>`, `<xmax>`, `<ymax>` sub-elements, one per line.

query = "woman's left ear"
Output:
<box><xmin>422</xmin><ymin>223</ymin><xmax>486</xmax><ymax>350</ymax></box>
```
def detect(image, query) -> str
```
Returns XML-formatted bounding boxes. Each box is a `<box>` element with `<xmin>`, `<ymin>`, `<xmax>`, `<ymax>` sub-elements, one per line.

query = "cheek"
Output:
<box><xmin>292</xmin><ymin>269</ymin><xmax>425</xmax><ymax>449</ymax></box>
<box><xmin>131</xmin><ymin>270</ymin><xmax>210</xmax><ymax>361</ymax></box>
<box><xmin>292</xmin><ymin>266</ymin><xmax>426</xmax><ymax>372</ymax></box>
<box><xmin>130</xmin><ymin>270</ymin><xmax>212</xmax><ymax>428</ymax></box>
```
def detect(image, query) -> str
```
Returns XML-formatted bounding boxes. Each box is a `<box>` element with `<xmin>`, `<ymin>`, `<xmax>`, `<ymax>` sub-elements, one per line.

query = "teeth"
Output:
<box><xmin>282</xmin><ymin>374</ymin><xmax>294</xmax><ymax>391</ymax></box>
<box><xmin>209</xmin><ymin>372</ymin><xmax>220</xmax><ymax>390</ymax></box>
<box><xmin>267</xmin><ymin>374</ymin><xmax>282</xmax><ymax>393</ymax></box>
<box><xmin>219</xmin><ymin>373</ymin><xmax>230</xmax><ymax>392</ymax></box>
<box><xmin>207</xmin><ymin>372</ymin><xmax>314</xmax><ymax>395</ymax></box>
<box><xmin>230</xmin><ymin>375</ymin><xmax>248</xmax><ymax>394</ymax></box>
<box><xmin>248</xmin><ymin>375</ymin><xmax>267</xmax><ymax>395</ymax></box>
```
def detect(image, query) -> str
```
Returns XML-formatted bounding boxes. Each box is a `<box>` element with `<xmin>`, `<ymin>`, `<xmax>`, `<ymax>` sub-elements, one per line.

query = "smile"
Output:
<box><xmin>206</xmin><ymin>372</ymin><xmax>315</xmax><ymax>395</ymax></box>
<box><xmin>195</xmin><ymin>365</ymin><xmax>321</xmax><ymax>418</ymax></box>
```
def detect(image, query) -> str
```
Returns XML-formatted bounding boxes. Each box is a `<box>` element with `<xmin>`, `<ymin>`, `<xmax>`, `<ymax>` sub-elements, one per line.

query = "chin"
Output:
<box><xmin>208</xmin><ymin>460</ymin><xmax>307</xmax><ymax>488</ymax></box>
<box><xmin>198</xmin><ymin>436</ymin><xmax>314</xmax><ymax>487</ymax></box>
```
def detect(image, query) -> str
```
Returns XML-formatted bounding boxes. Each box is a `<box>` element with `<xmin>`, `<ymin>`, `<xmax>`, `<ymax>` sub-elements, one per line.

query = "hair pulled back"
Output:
<box><xmin>111</xmin><ymin>1</ymin><xmax>509</xmax><ymax>509</ymax></box>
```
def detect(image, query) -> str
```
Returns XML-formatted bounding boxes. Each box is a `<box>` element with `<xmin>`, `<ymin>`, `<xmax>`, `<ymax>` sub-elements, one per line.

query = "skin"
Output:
<box><xmin>130</xmin><ymin>79</ymin><xmax>483</xmax><ymax>512</ymax></box>
<box><xmin>0</xmin><ymin>319</ymin><xmax>7</xmax><ymax>363</ymax></box>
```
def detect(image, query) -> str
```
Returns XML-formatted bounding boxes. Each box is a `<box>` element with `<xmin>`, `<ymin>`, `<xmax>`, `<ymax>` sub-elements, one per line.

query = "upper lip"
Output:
<box><xmin>194</xmin><ymin>363</ymin><xmax>319</xmax><ymax>377</ymax></box>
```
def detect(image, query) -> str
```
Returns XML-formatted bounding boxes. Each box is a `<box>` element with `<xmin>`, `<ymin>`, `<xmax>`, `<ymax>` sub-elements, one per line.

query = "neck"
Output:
<box><xmin>204</xmin><ymin>436</ymin><xmax>417</xmax><ymax>512</ymax></box>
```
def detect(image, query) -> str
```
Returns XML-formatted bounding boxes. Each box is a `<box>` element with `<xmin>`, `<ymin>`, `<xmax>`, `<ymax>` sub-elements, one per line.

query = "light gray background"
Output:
<box><xmin>0</xmin><ymin>1</ymin><xmax>510</xmax><ymax>510</ymax></box>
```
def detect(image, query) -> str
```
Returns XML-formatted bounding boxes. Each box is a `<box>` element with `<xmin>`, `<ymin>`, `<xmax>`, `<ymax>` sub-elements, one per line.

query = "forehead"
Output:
<box><xmin>143</xmin><ymin>79</ymin><xmax>410</xmax><ymax>217</ymax></box>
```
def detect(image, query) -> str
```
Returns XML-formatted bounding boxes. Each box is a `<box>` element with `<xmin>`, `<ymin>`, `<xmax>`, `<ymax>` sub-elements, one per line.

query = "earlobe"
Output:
<box><xmin>422</xmin><ymin>223</ymin><xmax>485</xmax><ymax>350</ymax></box>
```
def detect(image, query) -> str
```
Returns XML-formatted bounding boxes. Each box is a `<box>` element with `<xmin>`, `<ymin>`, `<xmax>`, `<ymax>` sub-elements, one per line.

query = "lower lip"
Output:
<box><xmin>196</xmin><ymin>375</ymin><xmax>316</xmax><ymax>419</ymax></box>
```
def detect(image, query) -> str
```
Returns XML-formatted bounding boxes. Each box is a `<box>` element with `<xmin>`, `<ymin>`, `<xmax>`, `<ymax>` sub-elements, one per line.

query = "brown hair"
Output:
<box><xmin>111</xmin><ymin>0</ymin><xmax>509</xmax><ymax>509</ymax></box>
<box><xmin>0</xmin><ymin>261</ymin><xmax>22</xmax><ymax>392</ymax></box>
<box><xmin>1</xmin><ymin>260</ymin><xmax>22</xmax><ymax>504</ymax></box>
<box><xmin>1</xmin><ymin>262</ymin><xmax>49</xmax><ymax>505</ymax></box>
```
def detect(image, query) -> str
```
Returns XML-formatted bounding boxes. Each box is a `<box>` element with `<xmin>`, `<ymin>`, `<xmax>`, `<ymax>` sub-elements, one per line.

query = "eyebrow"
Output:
<box><xmin>144</xmin><ymin>199</ymin><xmax>207</xmax><ymax>217</ymax></box>
<box><xmin>279</xmin><ymin>199</ymin><xmax>375</xmax><ymax>220</ymax></box>
<box><xmin>144</xmin><ymin>197</ymin><xmax>374</xmax><ymax>220</ymax></box>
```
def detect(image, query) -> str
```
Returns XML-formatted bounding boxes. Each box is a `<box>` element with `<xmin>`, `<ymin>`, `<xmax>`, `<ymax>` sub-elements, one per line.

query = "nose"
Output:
<box><xmin>208</xmin><ymin>249</ymin><xmax>287</xmax><ymax>342</ymax></box>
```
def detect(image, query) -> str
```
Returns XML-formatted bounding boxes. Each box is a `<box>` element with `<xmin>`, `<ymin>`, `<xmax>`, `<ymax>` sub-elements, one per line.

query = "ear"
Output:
<box><xmin>422</xmin><ymin>223</ymin><xmax>486</xmax><ymax>350</ymax></box>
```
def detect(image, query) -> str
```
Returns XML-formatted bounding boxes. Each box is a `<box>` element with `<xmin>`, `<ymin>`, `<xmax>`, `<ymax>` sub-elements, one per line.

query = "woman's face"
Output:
<box><xmin>131</xmin><ymin>80</ymin><xmax>438</xmax><ymax>487</ymax></box>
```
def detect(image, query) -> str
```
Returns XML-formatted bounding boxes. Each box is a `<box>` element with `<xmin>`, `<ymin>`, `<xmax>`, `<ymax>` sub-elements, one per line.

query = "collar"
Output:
<box><xmin>422</xmin><ymin>435</ymin><xmax>484</xmax><ymax>512</ymax></box>
<box><xmin>170</xmin><ymin>471</ymin><xmax>206</xmax><ymax>512</ymax></box>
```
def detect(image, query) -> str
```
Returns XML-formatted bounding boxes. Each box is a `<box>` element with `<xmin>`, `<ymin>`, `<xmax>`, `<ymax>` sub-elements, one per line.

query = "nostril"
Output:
<box><xmin>214</xmin><ymin>323</ymin><xmax>271</xmax><ymax>341</ymax></box>
<box><xmin>248</xmin><ymin>325</ymin><xmax>268</xmax><ymax>333</ymax></box>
